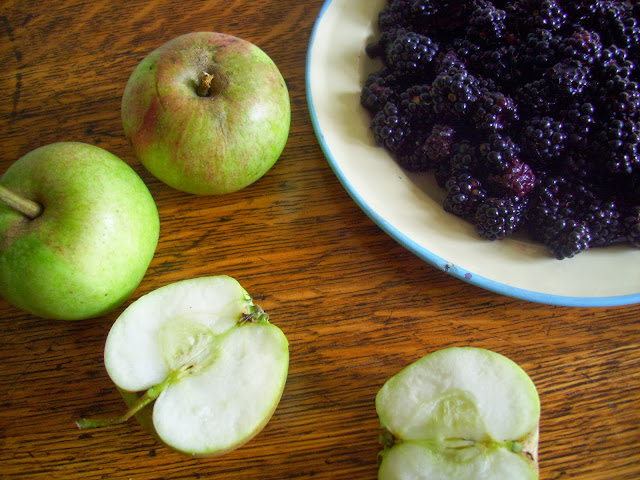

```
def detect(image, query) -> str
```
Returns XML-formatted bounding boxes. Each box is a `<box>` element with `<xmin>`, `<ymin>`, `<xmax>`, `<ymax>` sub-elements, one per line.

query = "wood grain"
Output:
<box><xmin>1</xmin><ymin>1</ymin><xmax>639</xmax><ymax>479</ymax></box>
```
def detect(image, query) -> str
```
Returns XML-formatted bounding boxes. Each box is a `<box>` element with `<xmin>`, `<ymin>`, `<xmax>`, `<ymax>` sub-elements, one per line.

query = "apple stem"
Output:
<box><xmin>196</xmin><ymin>71</ymin><xmax>215</xmax><ymax>97</ymax></box>
<box><xmin>75</xmin><ymin>369</ymin><xmax>184</xmax><ymax>430</ymax></box>
<box><xmin>241</xmin><ymin>304</ymin><xmax>270</xmax><ymax>324</ymax></box>
<box><xmin>0</xmin><ymin>184</ymin><xmax>43</xmax><ymax>219</ymax></box>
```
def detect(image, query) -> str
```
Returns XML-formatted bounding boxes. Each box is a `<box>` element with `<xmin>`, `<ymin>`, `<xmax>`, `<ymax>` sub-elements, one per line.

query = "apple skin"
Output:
<box><xmin>0</xmin><ymin>142</ymin><xmax>160</xmax><ymax>320</ymax></box>
<box><xmin>121</xmin><ymin>31</ymin><xmax>291</xmax><ymax>195</ymax></box>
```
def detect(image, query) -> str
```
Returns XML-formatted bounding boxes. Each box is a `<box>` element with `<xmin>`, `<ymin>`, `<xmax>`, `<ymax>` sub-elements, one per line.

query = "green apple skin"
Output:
<box><xmin>0</xmin><ymin>142</ymin><xmax>160</xmax><ymax>320</ymax></box>
<box><xmin>121</xmin><ymin>31</ymin><xmax>291</xmax><ymax>195</ymax></box>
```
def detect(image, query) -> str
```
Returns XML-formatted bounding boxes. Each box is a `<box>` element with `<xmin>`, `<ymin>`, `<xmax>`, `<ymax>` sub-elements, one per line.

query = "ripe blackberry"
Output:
<box><xmin>447</xmin><ymin>140</ymin><xmax>480</xmax><ymax>176</ymax></box>
<box><xmin>507</xmin><ymin>0</ymin><xmax>567</xmax><ymax>33</ymax></box>
<box><xmin>581</xmin><ymin>200</ymin><xmax>622</xmax><ymax>247</ymax></box>
<box><xmin>514</xmin><ymin>78</ymin><xmax>554</xmax><ymax>117</ymax></box>
<box><xmin>471</xmin><ymin>45</ymin><xmax>522</xmax><ymax>90</ymax></box>
<box><xmin>489</xmin><ymin>158</ymin><xmax>536</xmax><ymax>198</ymax></box>
<box><xmin>423</xmin><ymin>123</ymin><xmax>456</xmax><ymax>167</ymax></box>
<box><xmin>597</xmin><ymin>45</ymin><xmax>634</xmax><ymax>75</ymax></box>
<box><xmin>395</xmin><ymin>132</ymin><xmax>432</xmax><ymax>172</ymax></box>
<box><xmin>525</xmin><ymin>175</ymin><xmax>578</xmax><ymax>241</ymax></box>
<box><xmin>472</xmin><ymin>90</ymin><xmax>519</xmax><ymax>133</ymax></box>
<box><xmin>477</xmin><ymin>133</ymin><xmax>520</xmax><ymax>173</ymax></box>
<box><xmin>385</xmin><ymin>31</ymin><xmax>439</xmax><ymax>78</ymax></box>
<box><xmin>429</xmin><ymin>68</ymin><xmax>481</xmax><ymax>120</ymax></box>
<box><xmin>545</xmin><ymin>219</ymin><xmax>591</xmax><ymax>260</ymax></box>
<box><xmin>370</xmin><ymin>102</ymin><xmax>411</xmax><ymax>153</ymax></box>
<box><xmin>466</xmin><ymin>3</ymin><xmax>508</xmax><ymax>47</ymax></box>
<box><xmin>520</xmin><ymin>116</ymin><xmax>567</xmax><ymax>168</ymax></box>
<box><xmin>623</xmin><ymin>206</ymin><xmax>640</xmax><ymax>247</ymax></box>
<box><xmin>516</xmin><ymin>29</ymin><xmax>561</xmax><ymax>76</ymax></box>
<box><xmin>474</xmin><ymin>196</ymin><xmax>527</xmax><ymax>240</ymax></box>
<box><xmin>377</xmin><ymin>2</ymin><xmax>413</xmax><ymax>34</ymax></box>
<box><xmin>547</xmin><ymin>59</ymin><xmax>590</xmax><ymax>100</ymax></box>
<box><xmin>593</xmin><ymin>72</ymin><xmax>640</xmax><ymax>119</ymax></box>
<box><xmin>596</xmin><ymin>117</ymin><xmax>640</xmax><ymax>174</ymax></box>
<box><xmin>434</xmin><ymin>48</ymin><xmax>466</xmax><ymax>75</ymax></box>
<box><xmin>361</xmin><ymin>68</ymin><xmax>401</xmax><ymax>114</ymax></box>
<box><xmin>399</xmin><ymin>83</ymin><xmax>435</xmax><ymax>125</ymax></box>
<box><xmin>557</xmin><ymin>27</ymin><xmax>602</xmax><ymax>65</ymax></box>
<box><xmin>579</xmin><ymin>1</ymin><xmax>638</xmax><ymax>51</ymax></box>
<box><xmin>561</xmin><ymin>102</ymin><xmax>596</xmax><ymax>152</ymax></box>
<box><xmin>443</xmin><ymin>172</ymin><xmax>487</xmax><ymax>219</ymax></box>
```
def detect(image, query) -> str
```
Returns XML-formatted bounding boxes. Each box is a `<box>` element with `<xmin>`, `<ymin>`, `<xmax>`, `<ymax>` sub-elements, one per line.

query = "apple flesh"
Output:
<box><xmin>0</xmin><ymin>142</ymin><xmax>159</xmax><ymax>320</ymax></box>
<box><xmin>121</xmin><ymin>31</ymin><xmax>291</xmax><ymax>195</ymax></box>
<box><xmin>376</xmin><ymin>347</ymin><xmax>540</xmax><ymax>480</ymax></box>
<box><xmin>77</xmin><ymin>276</ymin><xmax>289</xmax><ymax>457</ymax></box>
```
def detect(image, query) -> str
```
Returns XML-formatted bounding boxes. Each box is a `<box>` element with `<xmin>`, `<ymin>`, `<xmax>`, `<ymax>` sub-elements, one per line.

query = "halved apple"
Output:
<box><xmin>376</xmin><ymin>347</ymin><xmax>540</xmax><ymax>479</ymax></box>
<box><xmin>77</xmin><ymin>276</ymin><xmax>289</xmax><ymax>457</ymax></box>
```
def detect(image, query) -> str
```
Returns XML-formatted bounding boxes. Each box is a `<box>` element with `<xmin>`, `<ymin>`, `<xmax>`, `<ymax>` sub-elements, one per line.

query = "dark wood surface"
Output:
<box><xmin>1</xmin><ymin>1</ymin><xmax>639</xmax><ymax>479</ymax></box>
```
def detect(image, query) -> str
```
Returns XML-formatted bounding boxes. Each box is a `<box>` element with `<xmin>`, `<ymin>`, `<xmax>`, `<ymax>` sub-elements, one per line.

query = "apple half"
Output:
<box><xmin>77</xmin><ymin>276</ymin><xmax>289</xmax><ymax>457</ymax></box>
<box><xmin>376</xmin><ymin>347</ymin><xmax>540</xmax><ymax>480</ymax></box>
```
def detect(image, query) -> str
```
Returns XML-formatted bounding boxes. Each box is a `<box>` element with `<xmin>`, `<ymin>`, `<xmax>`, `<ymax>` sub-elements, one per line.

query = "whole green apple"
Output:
<box><xmin>0</xmin><ymin>142</ymin><xmax>160</xmax><ymax>320</ymax></box>
<box><xmin>121</xmin><ymin>31</ymin><xmax>291</xmax><ymax>195</ymax></box>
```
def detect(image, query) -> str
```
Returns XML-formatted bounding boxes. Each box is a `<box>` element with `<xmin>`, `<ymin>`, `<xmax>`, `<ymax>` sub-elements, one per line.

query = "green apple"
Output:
<box><xmin>121</xmin><ymin>31</ymin><xmax>291</xmax><ymax>195</ymax></box>
<box><xmin>376</xmin><ymin>347</ymin><xmax>540</xmax><ymax>480</ymax></box>
<box><xmin>77</xmin><ymin>275</ymin><xmax>289</xmax><ymax>457</ymax></box>
<box><xmin>0</xmin><ymin>142</ymin><xmax>159</xmax><ymax>320</ymax></box>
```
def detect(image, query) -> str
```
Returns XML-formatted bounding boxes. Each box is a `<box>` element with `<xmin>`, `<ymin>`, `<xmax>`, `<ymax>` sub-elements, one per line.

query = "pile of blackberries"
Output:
<box><xmin>361</xmin><ymin>0</ymin><xmax>640</xmax><ymax>259</ymax></box>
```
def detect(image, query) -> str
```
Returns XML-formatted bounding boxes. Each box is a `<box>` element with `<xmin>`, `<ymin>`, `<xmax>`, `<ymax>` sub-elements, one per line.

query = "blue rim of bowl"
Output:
<box><xmin>305</xmin><ymin>0</ymin><xmax>640</xmax><ymax>308</ymax></box>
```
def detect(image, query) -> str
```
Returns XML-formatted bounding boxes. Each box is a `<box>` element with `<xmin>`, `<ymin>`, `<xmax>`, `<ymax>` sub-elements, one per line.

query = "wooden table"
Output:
<box><xmin>1</xmin><ymin>1</ymin><xmax>639</xmax><ymax>478</ymax></box>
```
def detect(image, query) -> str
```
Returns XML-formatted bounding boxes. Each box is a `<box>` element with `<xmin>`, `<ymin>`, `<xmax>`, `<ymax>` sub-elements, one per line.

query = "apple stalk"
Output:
<box><xmin>0</xmin><ymin>184</ymin><xmax>43</xmax><ymax>219</ymax></box>
<box><xmin>75</xmin><ymin>367</ymin><xmax>186</xmax><ymax>430</ymax></box>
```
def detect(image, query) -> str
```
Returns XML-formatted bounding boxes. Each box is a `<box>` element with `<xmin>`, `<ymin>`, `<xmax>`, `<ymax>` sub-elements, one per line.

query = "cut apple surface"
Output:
<box><xmin>376</xmin><ymin>347</ymin><xmax>540</xmax><ymax>480</ymax></box>
<box><xmin>79</xmin><ymin>276</ymin><xmax>289</xmax><ymax>457</ymax></box>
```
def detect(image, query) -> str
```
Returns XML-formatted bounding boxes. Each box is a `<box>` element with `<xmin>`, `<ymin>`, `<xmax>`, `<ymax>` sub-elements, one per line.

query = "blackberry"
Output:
<box><xmin>547</xmin><ymin>59</ymin><xmax>591</xmax><ymax>100</ymax></box>
<box><xmin>579</xmin><ymin>1</ymin><xmax>638</xmax><ymax>51</ymax></box>
<box><xmin>370</xmin><ymin>102</ymin><xmax>411</xmax><ymax>153</ymax></box>
<box><xmin>466</xmin><ymin>3</ymin><xmax>508</xmax><ymax>47</ymax></box>
<box><xmin>470</xmin><ymin>45</ymin><xmax>522</xmax><ymax>90</ymax></box>
<box><xmin>434</xmin><ymin>48</ymin><xmax>466</xmax><ymax>75</ymax></box>
<box><xmin>399</xmin><ymin>83</ymin><xmax>435</xmax><ymax>125</ymax></box>
<box><xmin>385</xmin><ymin>31</ymin><xmax>439</xmax><ymax>78</ymax></box>
<box><xmin>581</xmin><ymin>200</ymin><xmax>622</xmax><ymax>247</ymax></box>
<box><xmin>596</xmin><ymin>117</ymin><xmax>640</xmax><ymax>174</ymax></box>
<box><xmin>557</xmin><ymin>27</ymin><xmax>602</xmax><ymax>65</ymax></box>
<box><xmin>525</xmin><ymin>175</ymin><xmax>579</xmax><ymax>241</ymax></box>
<box><xmin>489</xmin><ymin>159</ymin><xmax>536</xmax><ymax>198</ymax></box>
<box><xmin>472</xmin><ymin>89</ymin><xmax>519</xmax><ymax>133</ymax></box>
<box><xmin>561</xmin><ymin>102</ymin><xmax>596</xmax><ymax>152</ymax></box>
<box><xmin>377</xmin><ymin>1</ymin><xmax>413</xmax><ymax>34</ymax></box>
<box><xmin>545</xmin><ymin>219</ymin><xmax>591</xmax><ymax>260</ymax></box>
<box><xmin>477</xmin><ymin>133</ymin><xmax>520</xmax><ymax>173</ymax></box>
<box><xmin>508</xmin><ymin>0</ymin><xmax>567</xmax><ymax>33</ymax></box>
<box><xmin>623</xmin><ymin>206</ymin><xmax>640</xmax><ymax>247</ymax></box>
<box><xmin>593</xmin><ymin>72</ymin><xmax>640</xmax><ymax>119</ymax></box>
<box><xmin>514</xmin><ymin>78</ymin><xmax>554</xmax><ymax>117</ymax></box>
<box><xmin>423</xmin><ymin>123</ymin><xmax>456</xmax><ymax>167</ymax></box>
<box><xmin>429</xmin><ymin>68</ymin><xmax>481</xmax><ymax>121</ymax></box>
<box><xmin>443</xmin><ymin>172</ymin><xmax>487</xmax><ymax>219</ymax></box>
<box><xmin>520</xmin><ymin>116</ymin><xmax>567</xmax><ymax>168</ymax></box>
<box><xmin>447</xmin><ymin>140</ymin><xmax>480</xmax><ymax>175</ymax></box>
<box><xmin>474</xmin><ymin>196</ymin><xmax>526</xmax><ymax>240</ymax></box>
<box><xmin>360</xmin><ymin>68</ymin><xmax>401</xmax><ymax>114</ymax></box>
<box><xmin>597</xmin><ymin>45</ymin><xmax>634</xmax><ymax>76</ymax></box>
<box><xmin>395</xmin><ymin>132</ymin><xmax>432</xmax><ymax>172</ymax></box>
<box><xmin>516</xmin><ymin>29</ymin><xmax>561</xmax><ymax>75</ymax></box>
